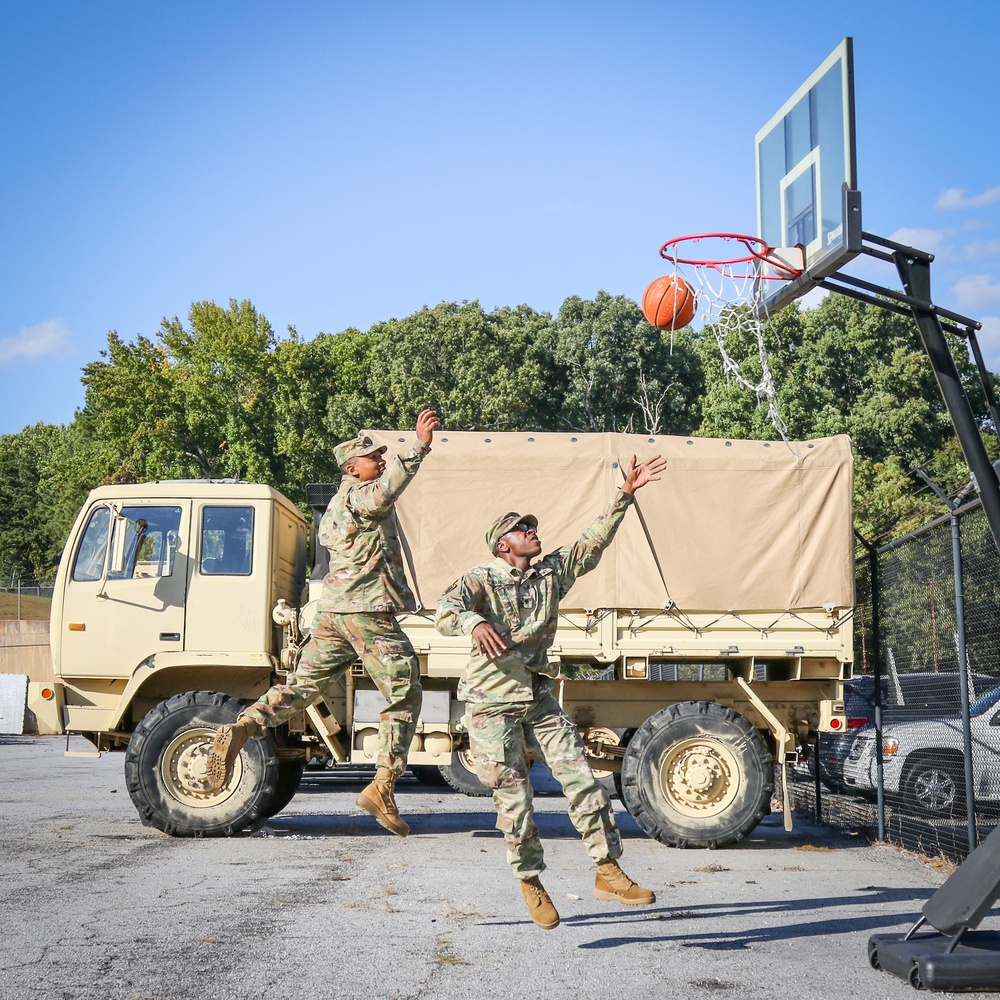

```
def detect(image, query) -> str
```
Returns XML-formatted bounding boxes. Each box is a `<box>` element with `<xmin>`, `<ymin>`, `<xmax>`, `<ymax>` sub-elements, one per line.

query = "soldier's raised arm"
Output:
<box><xmin>346</xmin><ymin>409</ymin><xmax>439</xmax><ymax>519</ymax></box>
<box><xmin>554</xmin><ymin>454</ymin><xmax>667</xmax><ymax>592</ymax></box>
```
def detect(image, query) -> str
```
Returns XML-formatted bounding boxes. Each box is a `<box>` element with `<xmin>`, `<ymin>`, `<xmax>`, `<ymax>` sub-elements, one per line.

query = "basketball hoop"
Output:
<box><xmin>657</xmin><ymin>232</ymin><xmax>804</xmax><ymax>442</ymax></box>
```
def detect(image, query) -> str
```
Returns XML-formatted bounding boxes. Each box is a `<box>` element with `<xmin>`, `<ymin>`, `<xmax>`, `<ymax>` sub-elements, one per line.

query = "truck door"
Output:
<box><xmin>59</xmin><ymin>500</ymin><xmax>191</xmax><ymax>678</ymax></box>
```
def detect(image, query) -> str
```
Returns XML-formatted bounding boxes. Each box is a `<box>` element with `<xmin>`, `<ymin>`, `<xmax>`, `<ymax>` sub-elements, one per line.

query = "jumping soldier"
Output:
<box><xmin>435</xmin><ymin>453</ymin><xmax>666</xmax><ymax>928</ymax></box>
<box><xmin>206</xmin><ymin>409</ymin><xmax>440</xmax><ymax>837</ymax></box>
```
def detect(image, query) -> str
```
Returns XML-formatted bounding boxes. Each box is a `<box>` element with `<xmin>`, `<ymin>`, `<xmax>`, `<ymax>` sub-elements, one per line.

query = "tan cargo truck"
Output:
<box><xmin>29</xmin><ymin>431</ymin><xmax>854</xmax><ymax>848</ymax></box>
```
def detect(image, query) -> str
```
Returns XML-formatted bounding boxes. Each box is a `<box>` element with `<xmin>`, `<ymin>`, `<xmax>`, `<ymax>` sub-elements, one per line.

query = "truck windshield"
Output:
<box><xmin>971</xmin><ymin>683</ymin><xmax>1000</xmax><ymax>717</ymax></box>
<box><xmin>71</xmin><ymin>505</ymin><xmax>182</xmax><ymax>582</ymax></box>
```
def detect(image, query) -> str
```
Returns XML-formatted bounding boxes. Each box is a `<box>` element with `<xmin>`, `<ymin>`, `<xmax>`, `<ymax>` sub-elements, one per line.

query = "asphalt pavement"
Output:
<box><xmin>0</xmin><ymin>735</ymin><xmax>993</xmax><ymax>999</ymax></box>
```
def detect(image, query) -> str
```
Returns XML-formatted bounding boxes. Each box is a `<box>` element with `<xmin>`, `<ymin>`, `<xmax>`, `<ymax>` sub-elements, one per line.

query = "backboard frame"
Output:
<box><xmin>754</xmin><ymin>37</ymin><xmax>862</xmax><ymax>316</ymax></box>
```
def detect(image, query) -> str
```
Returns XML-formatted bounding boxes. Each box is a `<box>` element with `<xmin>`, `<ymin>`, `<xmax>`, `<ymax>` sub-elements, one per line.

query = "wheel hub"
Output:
<box><xmin>914</xmin><ymin>769</ymin><xmax>954</xmax><ymax>812</ymax></box>
<box><xmin>658</xmin><ymin>737</ymin><xmax>742</xmax><ymax>818</ymax></box>
<box><xmin>160</xmin><ymin>727</ymin><xmax>242</xmax><ymax>808</ymax></box>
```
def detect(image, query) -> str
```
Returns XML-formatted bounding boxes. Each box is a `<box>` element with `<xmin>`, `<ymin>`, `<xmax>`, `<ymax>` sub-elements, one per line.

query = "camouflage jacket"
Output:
<box><xmin>435</xmin><ymin>491</ymin><xmax>634</xmax><ymax>703</ymax></box>
<box><xmin>317</xmin><ymin>441</ymin><xmax>430</xmax><ymax>613</ymax></box>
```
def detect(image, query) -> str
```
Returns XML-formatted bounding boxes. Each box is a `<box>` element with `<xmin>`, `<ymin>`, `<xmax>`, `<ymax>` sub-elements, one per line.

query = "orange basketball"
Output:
<box><xmin>641</xmin><ymin>275</ymin><xmax>697</xmax><ymax>330</ymax></box>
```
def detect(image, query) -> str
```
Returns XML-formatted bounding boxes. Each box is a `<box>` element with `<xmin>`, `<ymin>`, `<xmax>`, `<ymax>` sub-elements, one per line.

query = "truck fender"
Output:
<box><xmin>112</xmin><ymin>651</ymin><xmax>277</xmax><ymax>729</ymax></box>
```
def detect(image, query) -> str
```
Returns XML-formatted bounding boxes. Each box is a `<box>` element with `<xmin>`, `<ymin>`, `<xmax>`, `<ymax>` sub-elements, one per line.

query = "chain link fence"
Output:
<box><xmin>790</xmin><ymin>499</ymin><xmax>1000</xmax><ymax>862</ymax></box>
<box><xmin>1</xmin><ymin>580</ymin><xmax>55</xmax><ymax>600</ymax></box>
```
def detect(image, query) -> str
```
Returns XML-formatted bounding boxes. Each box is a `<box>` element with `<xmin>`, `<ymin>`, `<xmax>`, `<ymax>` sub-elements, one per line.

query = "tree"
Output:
<box><xmin>696</xmin><ymin>295</ymin><xmax>994</xmax><ymax>539</ymax></box>
<box><xmin>81</xmin><ymin>299</ymin><xmax>283</xmax><ymax>485</ymax></box>
<box><xmin>271</xmin><ymin>326</ymin><xmax>379</xmax><ymax>499</ymax></box>
<box><xmin>363</xmin><ymin>301</ymin><xmax>556</xmax><ymax>431</ymax></box>
<box><xmin>0</xmin><ymin>423</ymin><xmax>70</xmax><ymax>582</ymax></box>
<box><xmin>551</xmin><ymin>291</ymin><xmax>703</xmax><ymax>434</ymax></box>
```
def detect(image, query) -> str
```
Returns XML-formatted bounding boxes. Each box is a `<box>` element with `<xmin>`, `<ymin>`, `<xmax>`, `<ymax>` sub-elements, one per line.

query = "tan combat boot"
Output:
<box><xmin>520</xmin><ymin>876</ymin><xmax>560</xmax><ymax>930</ymax></box>
<box><xmin>594</xmin><ymin>860</ymin><xmax>656</xmax><ymax>905</ymax></box>
<box><xmin>205</xmin><ymin>717</ymin><xmax>263</xmax><ymax>790</ymax></box>
<box><xmin>356</xmin><ymin>767</ymin><xmax>409</xmax><ymax>837</ymax></box>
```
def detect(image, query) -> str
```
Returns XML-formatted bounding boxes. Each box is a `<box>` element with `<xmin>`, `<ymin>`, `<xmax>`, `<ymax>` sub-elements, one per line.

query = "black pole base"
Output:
<box><xmin>870</xmin><ymin>931</ymin><xmax>1000</xmax><ymax>992</ymax></box>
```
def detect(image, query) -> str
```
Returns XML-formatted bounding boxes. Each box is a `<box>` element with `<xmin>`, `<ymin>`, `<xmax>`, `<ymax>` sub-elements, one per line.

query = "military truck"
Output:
<box><xmin>29</xmin><ymin>431</ymin><xmax>854</xmax><ymax>849</ymax></box>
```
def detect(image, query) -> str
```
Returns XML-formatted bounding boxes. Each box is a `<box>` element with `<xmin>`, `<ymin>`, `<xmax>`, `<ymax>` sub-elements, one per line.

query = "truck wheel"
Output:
<box><xmin>438</xmin><ymin>747</ymin><xmax>492</xmax><ymax>797</ymax></box>
<box><xmin>261</xmin><ymin>759</ymin><xmax>306</xmax><ymax>819</ymax></box>
<box><xmin>620</xmin><ymin>701</ymin><xmax>773</xmax><ymax>849</ymax></box>
<box><xmin>125</xmin><ymin>691</ymin><xmax>280</xmax><ymax>836</ymax></box>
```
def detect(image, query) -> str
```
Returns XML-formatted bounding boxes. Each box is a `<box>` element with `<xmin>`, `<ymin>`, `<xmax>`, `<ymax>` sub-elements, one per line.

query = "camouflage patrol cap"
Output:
<box><xmin>486</xmin><ymin>511</ymin><xmax>538</xmax><ymax>553</ymax></box>
<box><xmin>334</xmin><ymin>434</ymin><xmax>387</xmax><ymax>469</ymax></box>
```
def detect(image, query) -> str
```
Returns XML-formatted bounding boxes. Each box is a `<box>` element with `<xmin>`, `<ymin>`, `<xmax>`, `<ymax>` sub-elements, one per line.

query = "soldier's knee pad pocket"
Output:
<box><xmin>477</xmin><ymin>759</ymin><xmax>505</xmax><ymax>789</ymax></box>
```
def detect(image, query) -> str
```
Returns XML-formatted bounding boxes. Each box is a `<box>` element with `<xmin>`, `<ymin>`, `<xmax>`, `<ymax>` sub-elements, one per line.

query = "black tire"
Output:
<box><xmin>125</xmin><ymin>691</ymin><xmax>280</xmax><ymax>837</ymax></box>
<box><xmin>612</xmin><ymin>728</ymin><xmax>636</xmax><ymax>809</ymax></box>
<box><xmin>410</xmin><ymin>764</ymin><xmax>449</xmax><ymax>787</ymax></box>
<box><xmin>438</xmin><ymin>746</ymin><xmax>491</xmax><ymax>797</ymax></box>
<box><xmin>621</xmin><ymin>700</ymin><xmax>773</xmax><ymax>849</ymax></box>
<box><xmin>903</xmin><ymin>755</ymin><xmax>964</xmax><ymax>817</ymax></box>
<box><xmin>261</xmin><ymin>758</ymin><xmax>305</xmax><ymax>819</ymax></box>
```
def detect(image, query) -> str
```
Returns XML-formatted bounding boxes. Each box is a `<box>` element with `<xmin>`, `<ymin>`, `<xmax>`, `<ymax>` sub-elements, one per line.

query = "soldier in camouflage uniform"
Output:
<box><xmin>435</xmin><ymin>453</ymin><xmax>667</xmax><ymax>929</ymax></box>
<box><xmin>206</xmin><ymin>409</ymin><xmax>439</xmax><ymax>837</ymax></box>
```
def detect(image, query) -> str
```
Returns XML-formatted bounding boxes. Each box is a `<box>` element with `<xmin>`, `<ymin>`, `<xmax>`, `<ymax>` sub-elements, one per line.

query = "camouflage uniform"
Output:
<box><xmin>240</xmin><ymin>437</ymin><xmax>428</xmax><ymax>776</ymax></box>
<box><xmin>435</xmin><ymin>491</ymin><xmax>633</xmax><ymax>877</ymax></box>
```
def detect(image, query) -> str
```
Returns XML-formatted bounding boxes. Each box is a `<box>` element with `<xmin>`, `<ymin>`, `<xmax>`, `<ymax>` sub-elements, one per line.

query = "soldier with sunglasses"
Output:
<box><xmin>435</xmin><ymin>453</ymin><xmax>666</xmax><ymax>929</ymax></box>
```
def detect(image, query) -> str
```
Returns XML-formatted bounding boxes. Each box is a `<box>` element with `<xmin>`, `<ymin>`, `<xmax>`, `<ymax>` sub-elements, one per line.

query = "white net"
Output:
<box><xmin>659</xmin><ymin>234</ymin><xmax>801</xmax><ymax>444</ymax></box>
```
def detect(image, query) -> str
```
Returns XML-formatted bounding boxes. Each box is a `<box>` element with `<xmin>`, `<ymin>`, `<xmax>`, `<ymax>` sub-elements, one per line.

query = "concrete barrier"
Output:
<box><xmin>0</xmin><ymin>620</ymin><xmax>54</xmax><ymax>733</ymax></box>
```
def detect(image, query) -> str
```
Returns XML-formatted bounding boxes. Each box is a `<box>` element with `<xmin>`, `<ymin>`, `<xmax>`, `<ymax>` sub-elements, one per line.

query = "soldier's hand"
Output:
<box><xmin>472</xmin><ymin>622</ymin><xmax>509</xmax><ymax>659</ymax></box>
<box><xmin>621</xmin><ymin>454</ymin><xmax>667</xmax><ymax>494</ymax></box>
<box><xmin>416</xmin><ymin>408</ymin><xmax>440</xmax><ymax>446</ymax></box>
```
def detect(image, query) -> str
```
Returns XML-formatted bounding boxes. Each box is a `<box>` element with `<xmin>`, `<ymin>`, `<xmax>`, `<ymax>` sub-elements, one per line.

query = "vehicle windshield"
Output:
<box><xmin>970</xmin><ymin>683</ymin><xmax>1000</xmax><ymax>717</ymax></box>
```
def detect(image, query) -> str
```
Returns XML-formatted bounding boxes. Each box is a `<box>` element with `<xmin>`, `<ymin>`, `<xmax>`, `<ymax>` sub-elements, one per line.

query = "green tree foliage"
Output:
<box><xmin>271</xmin><ymin>326</ymin><xmax>378</xmax><ymax>497</ymax></box>
<box><xmin>79</xmin><ymin>298</ymin><xmax>294</xmax><ymax>489</ymax></box>
<box><xmin>363</xmin><ymin>301</ymin><xmax>556</xmax><ymax>431</ymax></box>
<box><xmin>551</xmin><ymin>291</ymin><xmax>703</xmax><ymax>434</ymax></box>
<box><xmin>696</xmin><ymin>295</ymin><xmax>993</xmax><ymax>540</ymax></box>
<box><xmin>0</xmin><ymin>423</ymin><xmax>69</xmax><ymax>582</ymax></box>
<box><xmin>2</xmin><ymin>289</ymin><xmax>997</xmax><ymax>585</ymax></box>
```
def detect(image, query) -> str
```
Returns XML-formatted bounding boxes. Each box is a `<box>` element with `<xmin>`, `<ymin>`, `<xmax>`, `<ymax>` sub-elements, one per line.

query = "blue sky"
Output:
<box><xmin>3</xmin><ymin>1</ymin><xmax>1000</xmax><ymax>435</ymax></box>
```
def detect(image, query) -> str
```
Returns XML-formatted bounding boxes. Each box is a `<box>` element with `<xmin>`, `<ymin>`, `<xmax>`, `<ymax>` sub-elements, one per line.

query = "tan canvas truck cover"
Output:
<box><xmin>363</xmin><ymin>431</ymin><xmax>854</xmax><ymax>613</ymax></box>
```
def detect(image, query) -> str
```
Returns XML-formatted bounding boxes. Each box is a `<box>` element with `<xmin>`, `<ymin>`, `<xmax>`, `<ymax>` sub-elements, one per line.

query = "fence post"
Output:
<box><xmin>856</xmin><ymin>530</ymin><xmax>886</xmax><ymax>843</ymax></box>
<box><xmin>952</xmin><ymin>509</ymin><xmax>978</xmax><ymax>852</ymax></box>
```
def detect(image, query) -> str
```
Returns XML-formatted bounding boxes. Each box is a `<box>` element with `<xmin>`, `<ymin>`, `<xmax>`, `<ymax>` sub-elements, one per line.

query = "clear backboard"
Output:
<box><xmin>755</xmin><ymin>37</ymin><xmax>861</xmax><ymax>314</ymax></box>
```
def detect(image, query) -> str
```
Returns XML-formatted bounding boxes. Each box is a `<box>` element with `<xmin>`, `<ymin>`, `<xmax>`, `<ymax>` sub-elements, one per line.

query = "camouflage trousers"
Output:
<box><xmin>240</xmin><ymin>612</ymin><xmax>422</xmax><ymax>777</ymax></box>
<box><xmin>466</xmin><ymin>693</ymin><xmax>622</xmax><ymax>879</ymax></box>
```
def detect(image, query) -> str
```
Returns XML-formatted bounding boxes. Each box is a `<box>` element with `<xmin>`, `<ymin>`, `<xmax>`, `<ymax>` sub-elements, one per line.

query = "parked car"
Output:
<box><xmin>843</xmin><ymin>682</ymin><xmax>1000</xmax><ymax>815</ymax></box>
<box><xmin>816</xmin><ymin>671</ymin><xmax>998</xmax><ymax>793</ymax></box>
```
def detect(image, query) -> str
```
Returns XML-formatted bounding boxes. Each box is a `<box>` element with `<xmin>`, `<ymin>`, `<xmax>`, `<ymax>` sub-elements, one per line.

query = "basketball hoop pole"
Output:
<box><xmin>893</xmin><ymin>249</ymin><xmax>1000</xmax><ymax>556</ymax></box>
<box><xmin>810</xmin><ymin>230</ymin><xmax>1000</xmax><ymax>557</ymax></box>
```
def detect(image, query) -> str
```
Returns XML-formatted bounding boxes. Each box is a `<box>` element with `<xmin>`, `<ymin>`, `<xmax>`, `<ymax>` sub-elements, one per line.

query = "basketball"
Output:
<box><xmin>641</xmin><ymin>275</ymin><xmax>697</xmax><ymax>330</ymax></box>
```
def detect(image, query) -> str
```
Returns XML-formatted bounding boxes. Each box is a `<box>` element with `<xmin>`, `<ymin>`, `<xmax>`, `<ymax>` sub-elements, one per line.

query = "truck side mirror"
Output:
<box><xmin>96</xmin><ymin>504</ymin><xmax>124</xmax><ymax>599</ymax></box>
<box><xmin>165</xmin><ymin>529</ymin><xmax>178</xmax><ymax>577</ymax></box>
<box><xmin>109</xmin><ymin>514</ymin><xmax>129</xmax><ymax>576</ymax></box>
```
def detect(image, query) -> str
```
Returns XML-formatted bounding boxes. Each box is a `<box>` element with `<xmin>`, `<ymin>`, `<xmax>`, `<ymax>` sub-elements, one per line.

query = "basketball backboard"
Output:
<box><xmin>755</xmin><ymin>37</ymin><xmax>861</xmax><ymax>314</ymax></box>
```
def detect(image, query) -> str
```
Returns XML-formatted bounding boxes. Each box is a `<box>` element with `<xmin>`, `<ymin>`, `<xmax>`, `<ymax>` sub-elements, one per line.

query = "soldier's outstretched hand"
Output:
<box><xmin>416</xmin><ymin>408</ymin><xmax>440</xmax><ymax>446</ymax></box>
<box><xmin>621</xmin><ymin>454</ymin><xmax>667</xmax><ymax>494</ymax></box>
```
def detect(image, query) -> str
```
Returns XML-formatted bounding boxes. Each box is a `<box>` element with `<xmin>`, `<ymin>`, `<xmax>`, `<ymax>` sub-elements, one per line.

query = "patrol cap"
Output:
<box><xmin>334</xmin><ymin>434</ymin><xmax>387</xmax><ymax>469</ymax></box>
<box><xmin>486</xmin><ymin>511</ymin><xmax>538</xmax><ymax>553</ymax></box>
